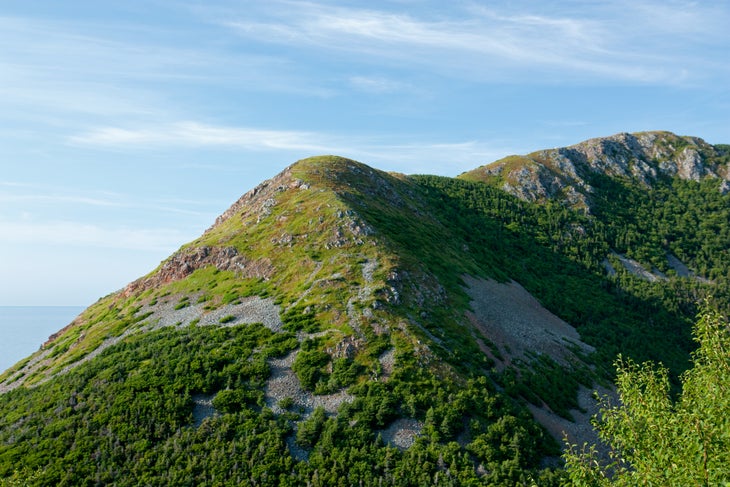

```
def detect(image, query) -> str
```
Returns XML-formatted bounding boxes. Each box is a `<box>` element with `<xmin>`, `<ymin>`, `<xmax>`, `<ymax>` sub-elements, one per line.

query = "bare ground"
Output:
<box><xmin>528</xmin><ymin>384</ymin><xmax>616</xmax><ymax>453</ymax></box>
<box><xmin>462</xmin><ymin>275</ymin><xmax>610</xmax><ymax>449</ymax></box>
<box><xmin>264</xmin><ymin>349</ymin><xmax>354</xmax><ymax>416</ymax></box>
<box><xmin>462</xmin><ymin>275</ymin><xmax>594</xmax><ymax>366</ymax></box>
<box><xmin>378</xmin><ymin>418</ymin><xmax>423</xmax><ymax>450</ymax></box>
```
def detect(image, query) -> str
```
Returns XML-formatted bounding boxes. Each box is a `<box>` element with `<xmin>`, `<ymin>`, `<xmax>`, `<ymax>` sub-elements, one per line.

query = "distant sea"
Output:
<box><xmin>0</xmin><ymin>306</ymin><xmax>85</xmax><ymax>373</ymax></box>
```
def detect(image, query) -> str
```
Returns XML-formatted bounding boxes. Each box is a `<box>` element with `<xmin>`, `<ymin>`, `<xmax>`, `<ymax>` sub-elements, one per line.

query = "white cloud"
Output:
<box><xmin>351</xmin><ymin>140</ymin><xmax>516</xmax><ymax>175</ymax></box>
<box><xmin>0</xmin><ymin>219</ymin><xmax>186</xmax><ymax>252</ymax></box>
<box><xmin>0</xmin><ymin>14</ymin><xmax>333</xmax><ymax>130</ymax></box>
<box><xmin>0</xmin><ymin>193</ymin><xmax>122</xmax><ymax>208</ymax></box>
<box><xmin>221</xmin><ymin>1</ymin><xmax>730</xmax><ymax>85</ymax></box>
<box><xmin>67</xmin><ymin>120</ymin><xmax>512</xmax><ymax>174</ymax></box>
<box><xmin>616</xmin><ymin>0</ymin><xmax>728</xmax><ymax>38</ymax></box>
<box><xmin>68</xmin><ymin>121</ymin><xmax>345</xmax><ymax>153</ymax></box>
<box><xmin>0</xmin><ymin>182</ymin><xmax>219</xmax><ymax>218</ymax></box>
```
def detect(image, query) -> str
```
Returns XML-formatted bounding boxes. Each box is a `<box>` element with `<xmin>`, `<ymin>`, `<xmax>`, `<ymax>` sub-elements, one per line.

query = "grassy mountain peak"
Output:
<box><xmin>1</xmin><ymin>138</ymin><xmax>728</xmax><ymax>485</ymax></box>
<box><xmin>1</xmin><ymin>156</ymin><xmax>403</xmax><ymax>389</ymax></box>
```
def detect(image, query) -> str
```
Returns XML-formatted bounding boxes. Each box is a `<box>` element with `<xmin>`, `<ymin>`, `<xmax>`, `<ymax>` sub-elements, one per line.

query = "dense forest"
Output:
<box><xmin>0</xmin><ymin>322</ymin><xmax>560</xmax><ymax>485</ymax></box>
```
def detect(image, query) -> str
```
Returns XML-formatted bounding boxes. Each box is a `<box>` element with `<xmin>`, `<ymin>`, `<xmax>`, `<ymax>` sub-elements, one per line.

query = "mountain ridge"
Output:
<box><xmin>460</xmin><ymin>131</ymin><xmax>730</xmax><ymax>209</ymax></box>
<box><xmin>1</xmin><ymin>134</ymin><xmax>728</xmax><ymax>485</ymax></box>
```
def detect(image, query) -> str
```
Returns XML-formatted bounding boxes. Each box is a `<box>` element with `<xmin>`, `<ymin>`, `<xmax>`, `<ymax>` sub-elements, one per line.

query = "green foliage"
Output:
<box><xmin>327</xmin><ymin>357</ymin><xmax>363</xmax><ymax>391</ymax></box>
<box><xmin>4</xmin><ymin>155</ymin><xmax>729</xmax><ymax>485</ymax></box>
<box><xmin>0</xmin><ymin>321</ymin><xmax>561</xmax><ymax>486</ymax></box>
<box><xmin>174</xmin><ymin>296</ymin><xmax>190</xmax><ymax>310</ymax></box>
<box><xmin>292</xmin><ymin>339</ymin><xmax>331</xmax><ymax>391</ymax></box>
<box><xmin>212</xmin><ymin>388</ymin><xmax>246</xmax><ymax>413</ymax></box>
<box><xmin>563</xmin><ymin>303</ymin><xmax>730</xmax><ymax>486</ymax></box>
<box><xmin>0</xmin><ymin>322</ymin><xmax>300</xmax><ymax>485</ymax></box>
<box><xmin>296</xmin><ymin>406</ymin><xmax>326</xmax><ymax>447</ymax></box>
<box><xmin>588</xmin><ymin>174</ymin><xmax>730</xmax><ymax>282</ymax></box>
<box><xmin>503</xmin><ymin>356</ymin><xmax>595</xmax><ymax>420</ymax></box>
<box><xmin>0</xmin><ymin>468</ymin><xmax>44</xmax><ymax>487</ymax></box>
<box><xmin>406</xmin><ymin>175</ymin><xmax>700</xmax><ymax>407</ymax></box>
<box><xmin>281</xmin><ymin>304</ymin><xmax>321</xmax><ymax>333</ymax></box>
<box><xmin>218</xmin><ymin>314</ymin><xmax>236</xmax><ymax>324</ymax></box>
<box><xmin>278</xmin><ymin>397</ymin><xmax>294</xmax><ymax>410</ymax></box>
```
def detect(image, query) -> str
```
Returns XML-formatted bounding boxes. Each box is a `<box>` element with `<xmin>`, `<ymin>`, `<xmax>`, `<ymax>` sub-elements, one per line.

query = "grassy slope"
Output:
<box><xmin>0</xmin><ymin>156</ymin><xmax>566</xmax><ymax>485</ymax></box>
<box><xmin>1</xmin><ymin>157</ymin><xmax>398</xmax><ymax>386</ymax></box>
<box><xmin>4</xmin><ymin>152</ymin><xmax>715</xmax><ymax>401</ymax></box>
<box><xmin>0</xmin><ymin>152</ymin><xmax>724</xmax><ymax>484</ymax></box>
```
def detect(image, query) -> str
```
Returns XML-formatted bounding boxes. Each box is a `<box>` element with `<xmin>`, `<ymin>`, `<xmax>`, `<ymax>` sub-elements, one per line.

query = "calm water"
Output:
<box><xmin>0</xmin><ymin>306</ymin><xmax>85</xmax><ymax>373</ymax></box>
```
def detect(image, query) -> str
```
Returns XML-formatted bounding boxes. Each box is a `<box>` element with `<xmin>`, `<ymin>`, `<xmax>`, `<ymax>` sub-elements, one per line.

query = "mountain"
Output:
<box><xmin>461</xmin><ymin>131</ymin><xmax>730</xmax><ymax>209</ymax></box>
<box><xmin>1</xmin><ymin>133</ymin><xmax>728</xmax><ymax>485</ymax></box>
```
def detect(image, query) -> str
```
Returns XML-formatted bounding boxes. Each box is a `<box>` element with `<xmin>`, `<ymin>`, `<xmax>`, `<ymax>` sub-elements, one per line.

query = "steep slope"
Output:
<box><xmin>0</xmin><ymin>157</ymin><xmax>563</xmax><ymax>485</ymax></box>
<box><xmin>1</xmin><ymin>159</ymin><xmax>386</xmax><ymax>386</ymax></box>
<box><xmin>461</xmin><ymin>131</ymin><xmax>730</xmax><ymax>209</ymax></box>
<box><xmin>458</xmin><ymin>130</ymin><xmax>730</xmax><ymax>307</ymax></box>
<box><xmin>0</xmin><ymin>141</ymin><xmax>727</xmax><ymax>485</ymax></box>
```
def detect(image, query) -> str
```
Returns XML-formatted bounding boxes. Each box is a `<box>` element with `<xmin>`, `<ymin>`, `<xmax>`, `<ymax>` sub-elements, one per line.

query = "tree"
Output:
<box><xmin>563</xmin><ymin>302</ymin><xmax>730</xmax><ymax>486</ymax></box>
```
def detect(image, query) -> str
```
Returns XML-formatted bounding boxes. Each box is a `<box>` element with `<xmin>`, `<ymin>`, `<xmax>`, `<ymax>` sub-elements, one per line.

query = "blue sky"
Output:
<box><xmin>1</xmin><ymin>0</ymin><xmax>729</xmax><ymax>306</ymax></box>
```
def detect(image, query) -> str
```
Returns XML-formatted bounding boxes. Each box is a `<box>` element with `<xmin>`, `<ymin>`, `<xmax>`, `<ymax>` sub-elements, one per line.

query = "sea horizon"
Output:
<box><xmin>0</xmin><ymin>305</ymin><xmax>85</xmax><ymax>374</ymax></box>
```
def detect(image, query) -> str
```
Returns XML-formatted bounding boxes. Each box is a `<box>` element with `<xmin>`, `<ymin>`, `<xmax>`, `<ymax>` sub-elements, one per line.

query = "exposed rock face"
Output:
<box><xmin>121</xmin><ymin>168</ymin><xmax>309</xmax><ymax>297</ymax></box>
<box><xmin>122</xmin><ymin>246</ymin><xmax>273</xmax><ymax>297</ymax></box>
<box><xmin>209</xmin><ymin>165</ymin><xmax>304</xmax><ymax>230</ymax></box>
<box><xmin>464</xmin><ymin>131</ymin><xmax>730</xmax><ymax>207</ymax></box>
<box><xmin>571</xmin><ymin>132</ymin><xmax>720</xmax><ymax>182</ymax></box>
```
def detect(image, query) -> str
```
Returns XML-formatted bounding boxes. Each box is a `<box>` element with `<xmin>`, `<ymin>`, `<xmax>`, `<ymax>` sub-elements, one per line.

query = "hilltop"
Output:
<box><xmin>461</xmin><ymin>131</ymin><xmax>730</xmax><ymax>209</ymax></box>
<box><xmin>1</xmin><ymin>134</ymin><xmax>728</xmax><ymax>485</ymax></box>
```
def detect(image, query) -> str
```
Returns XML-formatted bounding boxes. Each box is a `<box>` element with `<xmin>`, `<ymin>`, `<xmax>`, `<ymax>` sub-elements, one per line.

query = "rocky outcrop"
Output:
<box><xmin>122</xmin><ymin>246</ymin><xmax>273</xmax><ymax>297</ymax></box>
<box><xmin>209</xmin><ymin>165</ymin><xmax>308</xmax><ymax>230</ymax></box>
<box><xmin>571</xmin><ymin>132</ymin><xmax>722</xmax><ymax>182</ymax></box>
<box><xmin>463</xmin><ymin>131</ymin><xmax>730</xmax><ymax>207</ymax></box>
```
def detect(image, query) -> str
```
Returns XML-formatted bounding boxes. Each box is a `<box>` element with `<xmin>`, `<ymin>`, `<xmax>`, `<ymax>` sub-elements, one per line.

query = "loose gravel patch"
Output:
<box><xmin>192</xmin><ymin>394</ymin><xmax>217</xmax><ymax>427</ymax></box>
<box><xmin>264</xmin><ymin>350</ymin><xmax>354</xmax><ymax>417</ymax></box>
<box><xmin>2</xmin><ymin>296</ymin><xmax>284</xmax><ymax>392</ymax></box>
<box><xmin>379</xmin><ymin>418</ymin><xmax>423</xmax><ymax>450</ymax></box>
<box><xmin>144</xmin><ymin>296</ymin><xmax>283</xmax><ymax>331</ymax></box>
<box><xmin>463</xmin><ymin>275</ymin><xmax>593</xmax><ymax>366</ymax></box>
<box><xmin>377</xmin><ymin>348</ymin><xmax>395</xmax><ymax>380</ymax></box>
<box><xmin>528</xmin><ymin>384</ymin><xmax>616</xmax><ymax>460</ymax></box>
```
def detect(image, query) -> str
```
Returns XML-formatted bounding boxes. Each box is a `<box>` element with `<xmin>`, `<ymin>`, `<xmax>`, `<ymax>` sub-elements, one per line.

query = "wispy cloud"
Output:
<box><xmin>0</xmin><ymin>14</ymin><xmax>332</xmax><ymax>129</ymax></box>
<box><xmin>0</xmin><ymin>193</ymin><xmax>123</xmax><ymax>208</ymax></box>
<box><xmin>68</xmin><ymin>122</ymin><xmax>345</xmax><ymax>153</ymax></box>
<box><xmin>0</xmin><ymin>182</ymin><xmax>219</xmax><ymax>218</ymax></box>
<box><xmin>348</xmin><ymin>76</ymin><xmax>410</xmax><ymax>94</ymax></box>
<box><xmin>350</xmin><ymin>140</ymin><xmax>515</xmax><ymax>175</ymax></box>
<box><xmin>0</xmin><ymin>17</ymin><xmax>181</xmax><ymax>119</ymax></box>
<box><xmin>67</xmin><ymin>120</ymin><xmax>512</xmax><ymax>174</ymax></box>
<box><xmin>0</xmin><ymin>219</ymin><xmax>186</xmax><ymax>252</ymax></box>
<box><xmin>220</xmin><ymin>1</ymin><xmax>729</xmax><ymax>85</ymax></box>
<box><xmin>0</xmin><ymin>15</ymin><xmax>282</xmax><ymax>84</ymax></box>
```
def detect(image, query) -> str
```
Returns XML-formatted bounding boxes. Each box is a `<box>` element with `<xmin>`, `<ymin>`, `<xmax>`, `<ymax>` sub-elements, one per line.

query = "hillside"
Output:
<box><xmin>461</xmin><ymin>131</ymin><xmax>730</xmax><ymax>209</ymax></box>
<box><xmin>1</xmin><ymin>134</ymin><xmax>728</xmax><ymax>485</ymax></box>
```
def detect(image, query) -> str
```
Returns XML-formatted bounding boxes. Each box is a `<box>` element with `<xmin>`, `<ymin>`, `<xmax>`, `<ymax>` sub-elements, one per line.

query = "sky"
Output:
<box><xmin>1</xmin><ymin>0</ymin><xmax>729</xmax><ymax>306</ymax></box>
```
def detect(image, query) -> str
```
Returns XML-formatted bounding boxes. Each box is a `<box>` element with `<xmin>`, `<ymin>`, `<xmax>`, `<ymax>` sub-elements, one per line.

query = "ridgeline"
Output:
<box><xmin>1</xmin><ymin>131</ymin><xmax>728</xmax><ymax>485</ymax></box>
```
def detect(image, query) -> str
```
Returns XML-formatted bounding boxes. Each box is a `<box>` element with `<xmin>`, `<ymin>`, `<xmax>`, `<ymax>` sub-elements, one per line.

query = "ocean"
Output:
<box><xmin>0</xmin><ymin>306</ymin><xmax>85</xmax><ymax>374</ymax></box>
